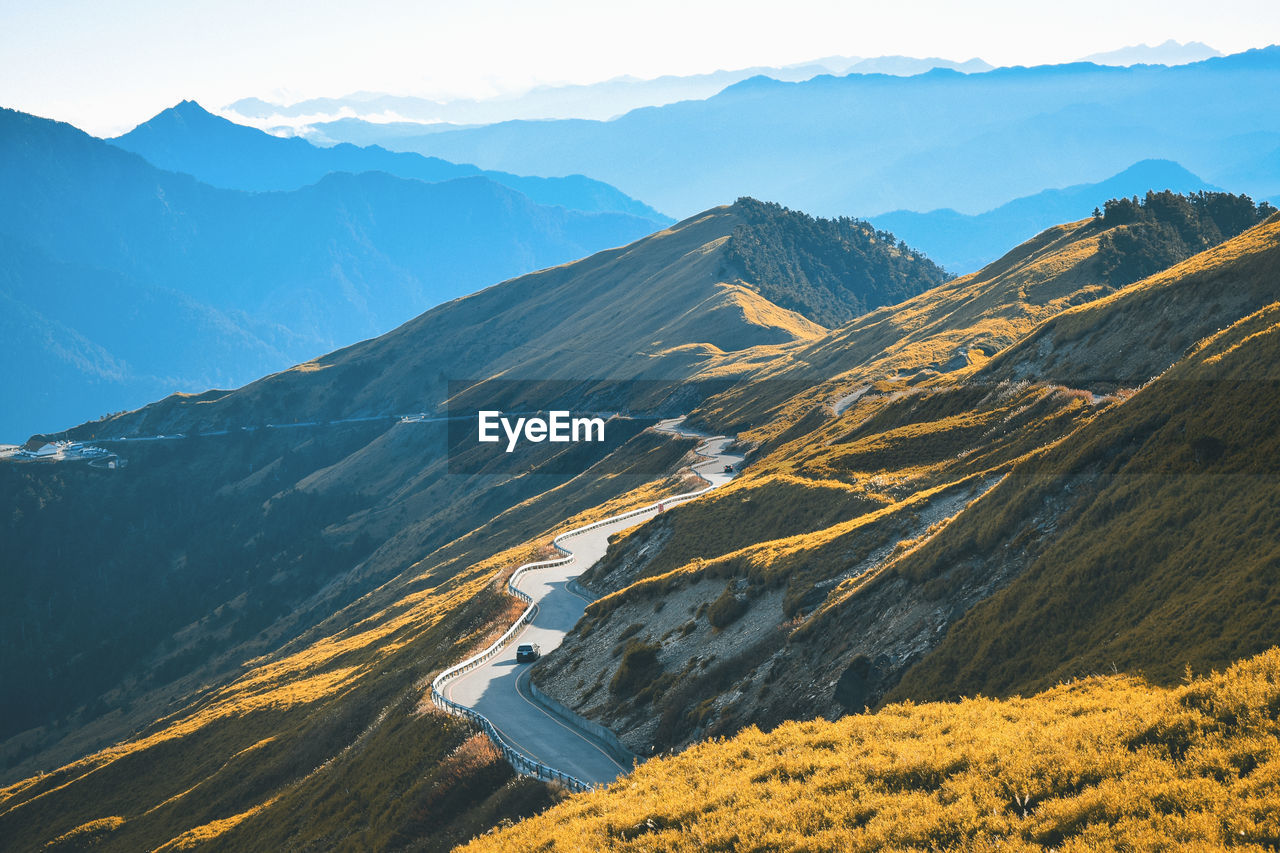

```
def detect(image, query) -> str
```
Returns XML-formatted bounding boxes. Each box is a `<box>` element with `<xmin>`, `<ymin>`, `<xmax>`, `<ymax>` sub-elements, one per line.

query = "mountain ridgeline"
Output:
<box><xmin>871</xmin><ymin>158</ymin><xmax>1219</xmax><ymax>273</ymax></box>
<box><xmin>0</xmin><ymin>107</ymin><xmax>666</xmax><ymax>441</ymax></box>
<box><xmin>111</xmin><ymin>100</ymin><xmax>671</xmax><ymax>220</ymax></box>
<box><xmin>45</xmin><ymin>199</ymin><xmax>946</xmax><ymax>440</ymax></box>
<box><xmin>358</xmin><ymin>48</ymin><xmax>1280</xmax><ymax>218</ymax></box>
<box><xmin>226</xmin><ymin>55</ymin><xmax>997</xmax><ymax>130</ymax></box>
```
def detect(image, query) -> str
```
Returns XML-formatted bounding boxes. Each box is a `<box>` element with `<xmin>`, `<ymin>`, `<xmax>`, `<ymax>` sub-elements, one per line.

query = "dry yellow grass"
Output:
<box><xmin>42</xmin><ymin>815</ymin><xmax>125</xmax><ymax>850</ymax></box>
<box><xmin>464</xmin><ymin>648</ymin><xmax>1280</xmax><ymax>852</ymax></box>
<box><xmin>149</xmin><ymin>795</ymin><xmax>281</xmax><ymax>851</ymax></box>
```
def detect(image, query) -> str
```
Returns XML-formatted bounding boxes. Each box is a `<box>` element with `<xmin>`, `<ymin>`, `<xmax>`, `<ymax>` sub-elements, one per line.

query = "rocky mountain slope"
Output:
<box><xmin>531</xmin><ymin>202</ymin><xmax>1280</xmax><ymax>758</ymax></box>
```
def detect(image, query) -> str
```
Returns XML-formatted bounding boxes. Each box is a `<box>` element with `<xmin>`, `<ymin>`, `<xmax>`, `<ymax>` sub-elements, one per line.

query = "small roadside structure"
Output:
<box><xmin>3</xmin><ymin>440</ymin><xmax>118</xmax><ymax>466</ymax></box>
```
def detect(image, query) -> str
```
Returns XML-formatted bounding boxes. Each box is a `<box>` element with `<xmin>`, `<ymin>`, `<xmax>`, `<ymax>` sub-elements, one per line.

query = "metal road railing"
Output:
<box><xmin>429</xmin><ymin>431</ymin><xmax>731</xmax><ymax>793</ymax></box>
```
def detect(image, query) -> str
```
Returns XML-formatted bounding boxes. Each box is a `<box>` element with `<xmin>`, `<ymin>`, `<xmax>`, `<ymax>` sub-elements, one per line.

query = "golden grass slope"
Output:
<box><xmin>980</xmin><ymin>211</ymin><xmax>1280</xmax><ymax>388</ymax></box>
<box><xmin>524</xmin><ymin>214</ymin><xmax>1170</xmax><ymax>753</ymax></box>
<box><xmin>465</xmin><ymin>647</ymin><xmax>1280</xmax><ymax>852</ymax></box>
<box><xmin>890</xmin><ymin>294</ymin><xmax>1280</xmax><ymax>704</ymax></box>
<box><xmin>536</xmin><ymin>213</ymin><xmax>1280</xmax><ymax>760</ymax></box>
<box><xmin>794</xmin><ymin>218</ymin><xmax>1111</xmax><ymax>377</ymax></box>
<box><xmin>538</xmin><ymin>378</ymin><xmax>1105</xmax><ymax>755</ymax></box>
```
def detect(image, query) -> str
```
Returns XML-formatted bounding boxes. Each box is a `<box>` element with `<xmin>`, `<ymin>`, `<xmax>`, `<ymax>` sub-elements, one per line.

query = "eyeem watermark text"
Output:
<box><xmin>478</xmin><ymin>410</ymin><xmax>606</xmax><ymax>452</ymax></box>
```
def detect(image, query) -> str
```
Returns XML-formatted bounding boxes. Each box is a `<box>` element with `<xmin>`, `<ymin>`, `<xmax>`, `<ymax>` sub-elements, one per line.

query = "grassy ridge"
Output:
<box><xmin>691</xmin><ymin>214</ymin><xmax>1115</xmax><ymax>442</ymax></box>
<box><xmin>890</xmin><ymin>297</ymin><xmax>1280</xmax><ymax>702</ymax></box>
<box><xmin>982</xmin><ymin>212</ymin><xmax>1280</xmax><ymax>390</ymax></box>
<box><xmin>465</xmin><ymin>647</ymin><xmax>1280</xmax><ymax>852</ymax></box>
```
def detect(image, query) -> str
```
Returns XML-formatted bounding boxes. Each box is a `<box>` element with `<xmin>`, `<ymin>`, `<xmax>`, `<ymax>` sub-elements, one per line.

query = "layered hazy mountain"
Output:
<box><xmin>0</xmin><ymin>108</ymin><xmax>666</xmax><ymax>441</ymax></box>
<box><xmin>112</xmin><ymin>100</ymin><xmax>670</xmax><ymax>220</ymax></box>
<box><xmin>1080</xmin><ymin>39</ymin><xmax>1222</xmax><ymax>66</ymax></box>
<box><xmin>225</xmin><ymin>54</ymin><xmax>994</xmax><ymax>132</ymax></box>
<box><xmin>228</xmin><ymin>42</ymin><xmax>1227</xmax><ymax>137</ymax></box>
<box><xmin>225</xmin><ymin>42</ymin><xmax>1223</xmax><ymax>147</ymax></box>
<box><xmin>872</xmin><ymin>159</ymin><xmax>1217</xmax><ymax>272</ymax></box>
<box><xmin>363</xmin><ymin>48</ymin><xmax>1280</xmax><ymax>218</ymax></box>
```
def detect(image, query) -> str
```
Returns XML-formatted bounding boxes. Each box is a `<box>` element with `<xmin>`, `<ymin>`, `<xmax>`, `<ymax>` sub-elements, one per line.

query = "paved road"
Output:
<box><xmin>442</xmin><ymin>418</ymin><xmax>742</xmax><ymax>786</ymax></box>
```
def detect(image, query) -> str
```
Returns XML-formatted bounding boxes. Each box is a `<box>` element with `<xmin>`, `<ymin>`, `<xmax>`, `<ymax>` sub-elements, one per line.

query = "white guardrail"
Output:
<box><xmin>430</xmin><ymin>435</ymin><xmax>726</xmax><ymax>792</ymax></box>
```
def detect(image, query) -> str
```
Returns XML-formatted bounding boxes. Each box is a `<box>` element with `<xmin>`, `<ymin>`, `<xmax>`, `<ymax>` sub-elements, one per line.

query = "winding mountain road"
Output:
<box><xmin>439</xmin><ymin>418</ymin><xmax>741</xmax><ymax>787</ymax></box>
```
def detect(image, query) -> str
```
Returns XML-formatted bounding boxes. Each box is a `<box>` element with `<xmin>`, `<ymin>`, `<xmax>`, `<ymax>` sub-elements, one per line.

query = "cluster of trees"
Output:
<box><xmin>1093</xmin><ymin>190</ymin><xmax>1276</xmax><ymax>286</ymax></box>
<box><xmin>722</xmin><ymin>198</ymin><xmax>952</xmax><ymax>328</ymax></box>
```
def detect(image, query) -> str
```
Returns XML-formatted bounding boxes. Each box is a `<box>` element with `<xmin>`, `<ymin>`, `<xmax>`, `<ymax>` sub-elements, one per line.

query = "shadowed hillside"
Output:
<box><xmin>723</xmin><ymin>198</ymin><xmax>950</xmax><ymax>326</ymax></box>
<box><xmin>889</xmin><ymin>216</ymin><xmax>1280</xmax><ymax>701</ymax></box>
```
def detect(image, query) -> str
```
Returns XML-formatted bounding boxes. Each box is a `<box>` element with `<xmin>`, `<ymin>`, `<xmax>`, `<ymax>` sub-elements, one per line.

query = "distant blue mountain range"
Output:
<box><xmin>370</xmin><ymin>47</ymin><xmax>1280</xmax><ymax>218</ymax></box>
<box><xmin>224</xmin><ymin>55</ymin><xmax>996</xmax><ymax>129</ymax></box>
<box><xmin>112</xmin><ymin>100</ymin><xmax>671</xmax><ymax>220</ymax></box>
<box><xmin>0</xmin><ymin>108</ymin><xmax>665</xmax><ymax>441</ymax></box>
<box><xmin>872</xmin><ymin>160</ymin><xmax>1218</xmax><ymax>273</ymax></box>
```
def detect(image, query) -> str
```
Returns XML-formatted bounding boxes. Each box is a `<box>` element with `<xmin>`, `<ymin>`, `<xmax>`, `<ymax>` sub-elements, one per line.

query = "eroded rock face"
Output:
<box><xmin>534</xmin><ymin>475</ymin><xmax>1030</xmax><ymax>755</ymax></box>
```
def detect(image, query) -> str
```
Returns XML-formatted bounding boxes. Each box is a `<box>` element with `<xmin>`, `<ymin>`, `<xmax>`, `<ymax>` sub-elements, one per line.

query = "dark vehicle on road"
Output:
<box><xmin>516</xmin><ymin>643</ymin><xmax>541</xmax><ymax>662</ymax></box>
<box><xmin>723</xmin><ymin>464</ymin><xmax>734</xmax><ymax>474</ymax></box>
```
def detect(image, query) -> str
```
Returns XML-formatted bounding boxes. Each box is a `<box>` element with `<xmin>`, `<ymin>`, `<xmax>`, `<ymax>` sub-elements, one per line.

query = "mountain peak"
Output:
<box><xmin>163</xmin><ymin>99</ymin><xmax>219</xmax><ymax>121</ymax></box>
<box><xmin>1111</xmin><ymin>158</ymin><xmax>1205</xmax><ymax>184</ymax></box>
<box><xmin>118</xmin><ymin>99</ymin><xmax>241</xmax><ymax>142</ymax></box>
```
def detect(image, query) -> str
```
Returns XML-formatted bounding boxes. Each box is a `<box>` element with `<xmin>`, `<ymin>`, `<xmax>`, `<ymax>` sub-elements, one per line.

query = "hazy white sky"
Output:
<box><xmin>2</xmin><ymin>0</ymin><xmax>1277</xmax><ymax>135</ymax></box>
